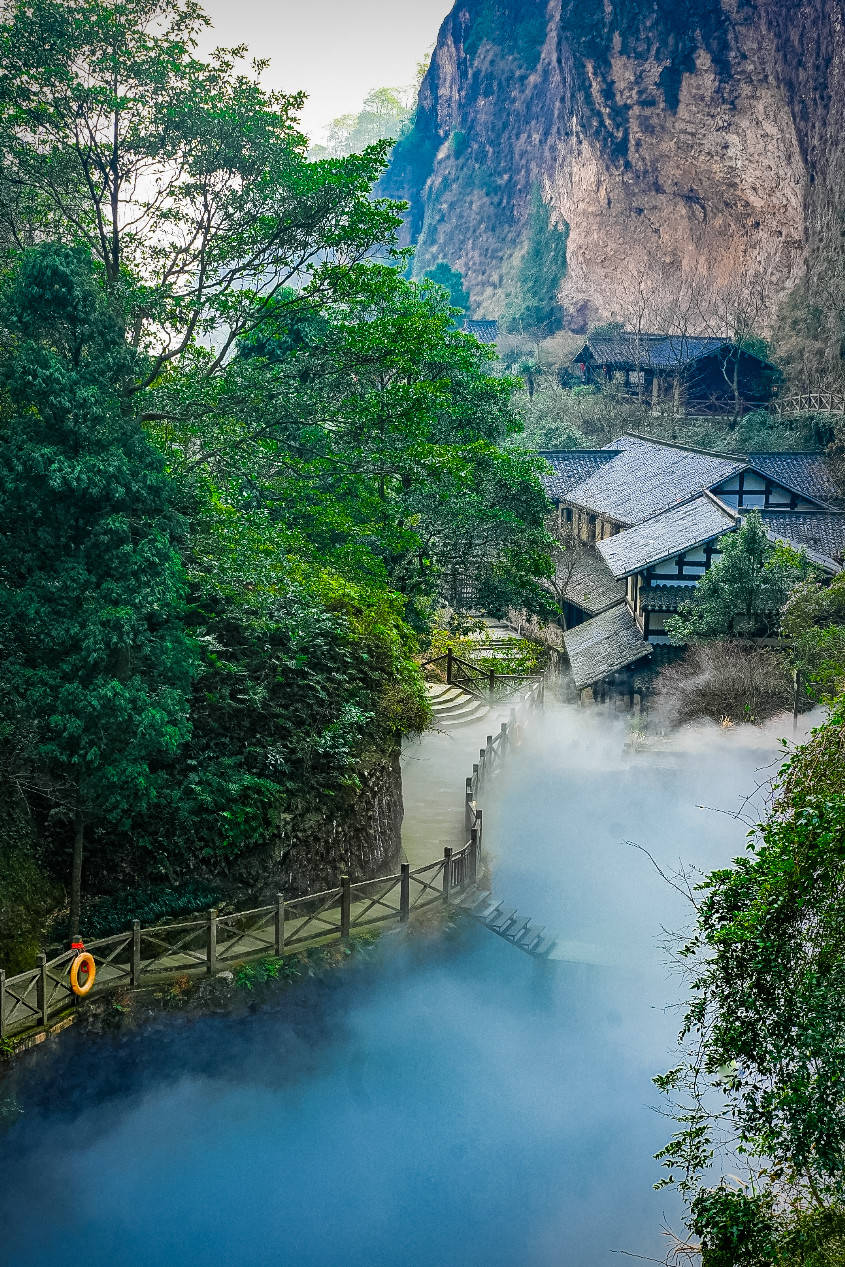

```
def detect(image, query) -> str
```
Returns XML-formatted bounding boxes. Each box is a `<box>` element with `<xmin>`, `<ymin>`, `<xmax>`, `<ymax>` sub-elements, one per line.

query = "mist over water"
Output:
<box><xmin>2</xmin><ymin>699</ymin><xmax>806</xmax><ymax>1266</ymax></box>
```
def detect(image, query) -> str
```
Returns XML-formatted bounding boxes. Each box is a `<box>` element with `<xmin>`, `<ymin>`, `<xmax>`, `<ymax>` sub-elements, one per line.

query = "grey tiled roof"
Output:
<box><xmin>756</xmin><ymin>511</ymin><xmax>845</xmax><ymax>570</ymax></box>
<box><xmin>462</xmin><ymin>319</ymin><xmax>498</xmax><ymax>344</ymax></box>
<box><xmin>539</xmin><ymin>450</ymin><xmax>619</xmax><ymax>499</ymax></box>
<box><xmin>558</xmin><ymin>547</ymin><xmax>626</xmax><ymax>615</ymax></box>
<box><xmin>563</xmin><ymin>602</ymin><xmax>652</xmax><ymax>690</ymax></box>
<box><xmin>575</xmin><ymin>333</ymin><xmax>666</xmax><ymax>366</ymax></box>
<box><xmin>576</xmin><ymin>333</ymin><xmax>738</xmax><ymax>369</ymax></box>
<box><xmin>647</xmin><ymin>336</ymin><xmax>730</xmax><ymax>368</ymax></box>
<box><xmin>638</xmin><ymin>584</ymin><xmax>689</xmax><ymax>613</ymax></box>
<box><xmin>746</xmin><ymin>453</ymin><xmax>842</xmax><ymax>507</ymax></box>
<box><xmin>566</xmin><ymin>434</ymin><xmax>744</xmax><ymax>526</ymax></box>
<box><xmin>597</xmin><ymin>495</ymin><xmax>736</xmax><ymax>577</ymax></box>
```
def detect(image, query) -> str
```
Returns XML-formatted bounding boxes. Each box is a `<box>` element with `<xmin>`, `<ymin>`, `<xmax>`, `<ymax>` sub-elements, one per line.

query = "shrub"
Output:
<box><xmin>653</xmin><ymin>641</ymin><xmax>795</xmax><ymax>726</ymax></box>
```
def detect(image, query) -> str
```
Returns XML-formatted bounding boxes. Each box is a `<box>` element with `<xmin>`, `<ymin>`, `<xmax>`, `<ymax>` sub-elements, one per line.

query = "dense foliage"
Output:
<box><xmin>503</xmin><ymin>185</ymin><xmax>569</xmax><ymax>336</ymax></box>
<box><xmin>668</xmin><ymin>514</ymin><xmax>809</xmax><ymax>643</ymax></box>
<box><xmin>0</xmin><ymin>0</ymin><xmax>553</xmax><ymax>958</ymax></box>
<box><xmin>656</xmin><ymin>702</ymin><xmax>845</xmax><ymax>1263</ymax></box>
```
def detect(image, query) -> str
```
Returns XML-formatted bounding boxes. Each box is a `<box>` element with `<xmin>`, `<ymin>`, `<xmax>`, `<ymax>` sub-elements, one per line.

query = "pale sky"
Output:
<box><xmin>202</xmin><ymin>0</ymin><xmax>453</xmax><ymax>141</ymax></box>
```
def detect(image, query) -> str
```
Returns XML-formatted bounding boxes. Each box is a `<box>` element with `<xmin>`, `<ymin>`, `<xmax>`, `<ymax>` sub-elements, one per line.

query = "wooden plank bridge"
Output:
<box><xmin>1</xmin><ymin>673</ymin><xmax>554</xmax><ymax>1042</ymax></box>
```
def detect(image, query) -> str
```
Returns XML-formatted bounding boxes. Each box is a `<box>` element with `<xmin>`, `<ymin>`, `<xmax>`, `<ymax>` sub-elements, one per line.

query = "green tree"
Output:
<box><xmin>422</xmin><ymin>261</ymin><xmax>470</xmax><ymax>314</ymax></box>
<box><xmin>504</xmin><ymin>185</ymin><xmax>569</xmax><ymax>336</ymax></box>
<box><xmin>0</xmin><ymin>244</ymin><xmax>193</xmax><ymax>936</ymax></box>
<box><xmin>0</xmin><ymin>0</ymin><xmax>402</xmax><ymax>389</ymax></box>
<box><xmin>154</xmin><ymin>262</ymin><xmax>554</xmax><ymax>625</ymax></box>
<box><xmin>668</xmin><ymin>513</ymin><xmax>808</xmax><ymax>642</ymax></box>
<box><xmin>311</xmin><ymin>86</ymin><xmax>414</xmax><ymax>159</ymax></box>
<box><xmin>655</xmin><ymin>700</ymin><xmax>845</xmax><ymax>1257</ymax></box>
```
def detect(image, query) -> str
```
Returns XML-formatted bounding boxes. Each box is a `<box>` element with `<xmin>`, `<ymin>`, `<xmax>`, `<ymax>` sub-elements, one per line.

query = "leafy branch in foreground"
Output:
<box><xmin>654</xmin><ymin>700</ymin><xmax>845</xmax><ymax>1264</ymax></box>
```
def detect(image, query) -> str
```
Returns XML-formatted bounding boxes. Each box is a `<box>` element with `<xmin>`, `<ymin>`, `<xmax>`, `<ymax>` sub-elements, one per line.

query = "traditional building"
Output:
<box><xmin>541</xmin><ymin>434</ymin><xmax>845</xmax><ymax>696</ymax></box>
<box><xmin>571</xmin><ymin>331</ymin><xmax>777</xmax><ymax>414</ymax></box>
<box><xmin>462</xmin><ymin>319</ymin><xmax>499</xmax><ymax>344</ymax></box>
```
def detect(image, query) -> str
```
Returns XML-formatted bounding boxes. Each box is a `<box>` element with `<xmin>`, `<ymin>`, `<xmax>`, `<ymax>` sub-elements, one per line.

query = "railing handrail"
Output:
<box><xmin>0</xmin><ymin>670</ymin><xmax>548</xmax><ymax>1040</ymax></box>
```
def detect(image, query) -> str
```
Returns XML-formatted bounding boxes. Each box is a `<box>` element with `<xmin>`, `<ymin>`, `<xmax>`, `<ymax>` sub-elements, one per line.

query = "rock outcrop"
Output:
<box><xmin>382</xmin><ymin>0</ymin><xmax>845</xmax><ymax>334</ymax></box>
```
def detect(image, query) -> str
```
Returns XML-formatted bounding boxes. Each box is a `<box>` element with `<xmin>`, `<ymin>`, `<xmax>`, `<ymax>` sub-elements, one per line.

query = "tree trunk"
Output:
<box><xmin>70</xmin><ymin>811</ymin><xmax>84</xmax><ymax>942</ymax></box>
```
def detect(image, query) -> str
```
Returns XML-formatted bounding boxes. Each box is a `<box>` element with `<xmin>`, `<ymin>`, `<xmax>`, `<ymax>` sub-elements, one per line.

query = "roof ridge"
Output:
<box><xmin>702</xmin><ymin>487</ymin><xmax>740</xmax><ymax>520</ymax></box>
<box><xmin>615</xmin><ymin>430</ymin><xmax>746</xmax><ymax>461</ymax></box>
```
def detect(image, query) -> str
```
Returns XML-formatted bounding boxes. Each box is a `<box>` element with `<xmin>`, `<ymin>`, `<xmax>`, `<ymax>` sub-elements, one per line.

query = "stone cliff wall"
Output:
<box><xmin>382</xmin><ymin>0</ymin><xmax>845</xmax><ymax>334</ymax></box>
<box><xmin>231</xmin><ymin>746</ymin><xmax>405</xmax><ymax>899</ymax></box>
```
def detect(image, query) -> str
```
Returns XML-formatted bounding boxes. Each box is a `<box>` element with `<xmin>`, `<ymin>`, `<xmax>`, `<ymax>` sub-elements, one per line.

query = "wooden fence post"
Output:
<box><xmin>340</xmin><ymin>875</ymin><xmax>351</xmax><ymax>941</ymax></box>
<box><xmin>476</xmin><ymin>808</ymin><xmax>483</xmax><ymax>848</ymax></box>
<box><xmin>400</xmin><ymin>864</ymin><xmax>410</xmax><ymax>923</ymax></box>
<box><xmin>446</xmin><ymin>648</ymin><xmax>453</xmax><ymax>685</ymax></box>
<box><xmin>488</xmin><ymin>667</ymin><xmax>495</xmax><ymax>694</ymax></box>
<box><xmin>130</xmin><ymin>920</ymin><xmax>141</xmax><ymax>988</ymax></box>
<box><xmin>207</xmin><ymin>909</ymin><xmax>217</xmax><ymax>976</ymax></box>
<box><xmin>442</xmin><ymin>847</ymin><xmax>453</xmax><ymax>903</ymax></box>
<box><xmin>0</xmin><ymin>969</ymin><xmax>6</xmax><ymax>1039</ymax></box>
<box><xmin>465</xmin><ymin>777</ymin><xmax>473</xmax><ymax>832</ymax></box>
<box><xmin>469</xmin><ymin>829</ymin><xmax>478</xmax><ymax>885</ymax></box>
<box><xmin>500</xmin><ymin>720</ymin><xmax>508</xmax><ymax>755</ymax></box>
<box><xmin>275</xmin><ymin>893</ymin><xmax>286</xmax><ymax>955</ymax></box>
<box><xmin>36</xmin><ymin>953</ymin><xmax>48</xmax><ymax>1026</ymax></box>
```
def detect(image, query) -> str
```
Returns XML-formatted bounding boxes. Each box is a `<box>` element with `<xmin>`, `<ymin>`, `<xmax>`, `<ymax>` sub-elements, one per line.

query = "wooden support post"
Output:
<box><xmin>275</xmin><ymin>893</ymin><xmax>285</xmax><ymax>955</ymax></box>
<box><xmin>792</xmin><ymin>667</ymin><xmax>802</xmax><ymax>734</ymax></box>
<box><xmin>37</xmin><ymin>953</ymin><xmax>48</xmax><ymax>1026</ymax></box>
<box><xmin>476</xmin><ymin>808</ymin><xmax>483</xmax><ymax>847</ymax></box>
<box><xmin>207</xmin><ymin>909</ymin><xmax>217</xmax><ymax>976</ymax></box>
<box><xmin>469</xmin><ymin>828</ymin><xmax>478</xmax><ymax>886</ymax></box>
<box><xmin>340</xmin><ymin>874</ymin><xmax>351</xmax><ymax>941</ymax></box>
<box><xmin>0</xmin><ymin>969</ymin><xmax>6</xmax><ymax>1040</ymax></box>
<box><xmin>130</xmin><ymin>920</ymin><xmax>141</xmax><ymax>988</ymax></box>
<box><xmin>400</xmin><ymin>864</ymin><xmax>410</xmax><ymax>923</ymax></box>
<box><xmin>442</xmin><ymin>848</ymin><xmax>453</xmax><ymax>903</ymax></box>
<box><xmin>465</xmin><ymin>777</ymin><xmax>473</xmax><ymax>832</ymax></box>
<box><xmin>500</xmin><ymin>720</ymin><xmax>508</xmax><ymax>755</ymax></box>
<box><xmin>488</xmin><ymin>667</ymin><xmax>495</xmax><ymax>694</ymax></box>
<box><xmin>446</xmin><ymin>648</ymin><xmax>453</xmax><ymax>685</ymax></box>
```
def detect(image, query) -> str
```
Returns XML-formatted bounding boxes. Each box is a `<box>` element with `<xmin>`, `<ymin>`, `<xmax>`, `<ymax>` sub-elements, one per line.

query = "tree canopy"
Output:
<box><xmin>668</xmin><ymin>513</ymin><xmax>808</xmax><ymax>643</ymax></box>
<box><xmin>0</xmin><ymin>0</ymin><xmax>553</xmax><ymax>951</ymax></box>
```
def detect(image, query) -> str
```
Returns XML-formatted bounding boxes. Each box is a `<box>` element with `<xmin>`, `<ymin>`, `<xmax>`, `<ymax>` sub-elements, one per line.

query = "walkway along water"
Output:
<box><xmin>0</xmin><ymin>676</ymin><xmax>547</xmax><ymax>1042</ymax></box>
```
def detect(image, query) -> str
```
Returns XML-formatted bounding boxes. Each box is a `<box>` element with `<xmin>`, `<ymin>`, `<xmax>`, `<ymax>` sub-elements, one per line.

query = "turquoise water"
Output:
<box><xmin>2</xmin><ymin>703</ymin><xmax>792</xmax><ymax>1265</ymax></box>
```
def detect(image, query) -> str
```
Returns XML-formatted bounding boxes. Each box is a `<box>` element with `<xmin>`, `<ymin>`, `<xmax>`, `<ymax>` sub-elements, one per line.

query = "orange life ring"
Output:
<box><xmin>70</xmin><ymin>951</ymin><xmax>96</xmax><ymax>996</ymax></box>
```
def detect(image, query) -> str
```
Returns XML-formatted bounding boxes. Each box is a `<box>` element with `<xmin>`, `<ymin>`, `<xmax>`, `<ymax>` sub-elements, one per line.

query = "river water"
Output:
<box><xmin>2</xmin><ymin>699</ymin><xmax>801</xmax><ymax>1266</ymax></box>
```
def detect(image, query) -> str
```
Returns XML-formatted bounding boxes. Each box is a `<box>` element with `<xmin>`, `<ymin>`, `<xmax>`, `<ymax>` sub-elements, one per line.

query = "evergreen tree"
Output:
<box><xmin>0</xmin><ymin>245</ymin><xmax>193</xmax><ymax>937</ymax></box>
<box><xmin>504</xmin><ymin>185</ymin><xmax>569</xmax><ymax>335</ymax></box>
<box><xmin>668</xmin><ymin>512</ymin><xmax>807</xmax><ymax>642</ymax></box>
<box><xmin>423</xmin><ymin>261</ymin><xmax>470</xmax><ymax>314</ymax></box>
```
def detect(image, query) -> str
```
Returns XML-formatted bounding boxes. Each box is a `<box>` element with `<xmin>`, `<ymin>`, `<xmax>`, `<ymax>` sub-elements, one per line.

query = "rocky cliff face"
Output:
<box><xmin>382</xmin><ymin>0</ymin><xmax>845</xmax><ymax>334</ymax></box>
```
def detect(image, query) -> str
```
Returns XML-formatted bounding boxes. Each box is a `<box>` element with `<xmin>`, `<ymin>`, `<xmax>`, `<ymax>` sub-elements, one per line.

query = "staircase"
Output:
<box><xmin>452</xmin><ymin>886</ymin><xmax>558</xmax><ymax>959</ymax></box>
<box><xmin>426</xmin><ymin>682</ymin><xmax>489</xmax><ymax>727</ymax></box>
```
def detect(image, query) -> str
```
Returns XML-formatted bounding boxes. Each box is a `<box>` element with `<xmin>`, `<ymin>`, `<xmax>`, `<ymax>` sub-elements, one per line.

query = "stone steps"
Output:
<box><xmin>426</xmin><ymin>682</ymin><xmax>489</xmax><ymax>727</ymax></box>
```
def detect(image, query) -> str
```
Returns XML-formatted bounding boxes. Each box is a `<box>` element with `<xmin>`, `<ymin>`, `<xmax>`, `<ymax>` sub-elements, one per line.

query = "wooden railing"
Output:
<box><xmin>0</xmin><ymin>677</ymin><xmax>547</xmax><ymax>1041</ymax></box>
<box><xmin>420</xmin><ymin>646</ymin><xmax>545</xmax><ymax>698</ymax></box>
<box><xmin>465</xmin><ymin>677</ymin><xmax>545</xmax><ymax>838</ymax></box>
<box><xmin>773</xmin><ymin>391</ymin><xmax>845</xmax><ymax>417</ymax></box>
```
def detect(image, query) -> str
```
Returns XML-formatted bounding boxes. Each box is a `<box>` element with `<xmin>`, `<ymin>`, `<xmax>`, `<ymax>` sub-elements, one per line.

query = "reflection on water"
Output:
<box><xmin>2</xmin><ymin>701</ymin><xmax>801</xmax><ymax>1266</ymax></box>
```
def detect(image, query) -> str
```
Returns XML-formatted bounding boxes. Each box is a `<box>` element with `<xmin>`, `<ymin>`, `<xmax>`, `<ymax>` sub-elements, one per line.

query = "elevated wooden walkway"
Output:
<box><xmin>1</xmin><ymin>675</ymin><xmax>556</xmax><ymax>1042</ymax></box>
